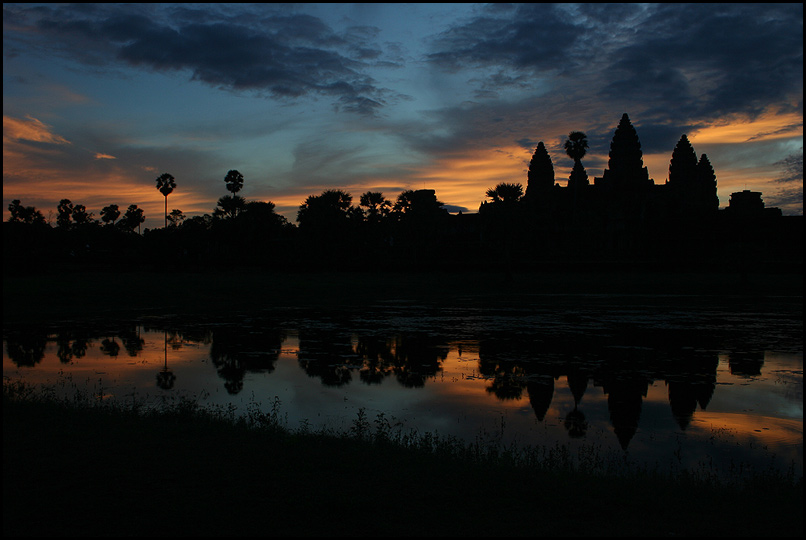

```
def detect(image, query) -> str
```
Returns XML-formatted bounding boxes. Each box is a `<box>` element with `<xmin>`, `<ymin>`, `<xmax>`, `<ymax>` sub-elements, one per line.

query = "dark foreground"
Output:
<box><xmin>3</xmin><ymin>387</ymin><xmax>802</xmax><ymax>538</ymax></box>
<box><xmin>3</xmin><ymin>267</ymin><xmax>804</xmax><ymax>324</ymax></box>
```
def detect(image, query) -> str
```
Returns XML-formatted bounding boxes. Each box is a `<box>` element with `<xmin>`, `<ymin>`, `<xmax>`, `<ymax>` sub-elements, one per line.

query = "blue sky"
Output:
<box><xmin>3</xmin><ymin>3</ymin><xmax>803</xmax><ymax>229</ymax></box>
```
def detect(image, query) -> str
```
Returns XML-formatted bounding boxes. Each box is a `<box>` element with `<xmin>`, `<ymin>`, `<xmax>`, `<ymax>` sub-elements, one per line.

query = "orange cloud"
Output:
<box><xmin>689</xmin><ymin>110</ymin><xmax>803</xmax><ymax>144</ymax></box>
<box><xmin>407</xmin><ymin>145</ymin><xmax>535</xmax><ymax>211</ymax></box>
<box><xmin>3</xmin><ymin>115</ymin><xmax>70</xmax><ymax>145</ymax></box>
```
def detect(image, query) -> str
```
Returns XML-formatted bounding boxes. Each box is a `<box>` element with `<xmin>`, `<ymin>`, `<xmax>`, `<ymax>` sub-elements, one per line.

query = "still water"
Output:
<box><xmin>4</xmin><ymin>295</ymin><xmax>802</xmax><ymax>482</ymax></box>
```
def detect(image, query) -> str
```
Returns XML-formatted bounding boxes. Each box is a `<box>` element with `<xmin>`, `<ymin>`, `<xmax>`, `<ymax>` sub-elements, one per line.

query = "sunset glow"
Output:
<box><xmin>3</xmin><ymin>3</ymin><xmax>802</xmax><ymax>228</ymax></box>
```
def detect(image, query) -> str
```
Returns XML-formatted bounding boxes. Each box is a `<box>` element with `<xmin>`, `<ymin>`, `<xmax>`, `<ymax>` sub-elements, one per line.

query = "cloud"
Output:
<box><xmin>94</xmin><ymin>153</ymin><xmax>116</xmax><ymax>160</ymax></box>
<box><xmin>426</xmin><ymin>3</ymin><xmax>803</xmax><ymax>129</ymax></box>
<box><xmin>3</xmin><ymin>115</ymin><xmax>70</xmax><ymax>145</ymax></box>
<box><xmin>8</xmin><ymin>4</ymin><xmax>397</xmax><ymax>116</ymax></box>
<box><xmin>774</xmin><ymin>152</ymin><xmax>803</xmax><ymax>184</ymax></box>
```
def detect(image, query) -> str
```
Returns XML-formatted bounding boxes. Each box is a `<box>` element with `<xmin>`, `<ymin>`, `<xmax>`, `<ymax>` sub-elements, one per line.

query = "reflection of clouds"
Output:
<box><xmin>2</xmin><ymin>315</ymin><xmax>802</xmax><ymax>477</ymax></box>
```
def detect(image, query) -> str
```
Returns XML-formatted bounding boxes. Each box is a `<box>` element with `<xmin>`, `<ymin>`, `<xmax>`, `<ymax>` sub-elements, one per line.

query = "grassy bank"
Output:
<box><xmin>3</xmin><ymin>382</ymin><xmax>802</xmax><ymax>537</ymax></box>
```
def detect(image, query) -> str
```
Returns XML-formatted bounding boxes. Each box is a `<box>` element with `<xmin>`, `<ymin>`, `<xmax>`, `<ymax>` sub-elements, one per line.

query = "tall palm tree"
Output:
<box><xmin>155</xmin><ymin>173</ymin><xmax>176</xmax><ymax>228</ymax></box>
<box><xmin>564</xmin><ymin>131</ymin><xmax>588</xmax><ymax>165</ymax></box>
<box><xmin>224</xmin><ymin>170</ymin><xmax>244</xmax><ymax>195</ymax></box>
<box><xmin>565</xmin><ymin>131</ymin><xmax>590</xmax><ymax>192</ymax></box>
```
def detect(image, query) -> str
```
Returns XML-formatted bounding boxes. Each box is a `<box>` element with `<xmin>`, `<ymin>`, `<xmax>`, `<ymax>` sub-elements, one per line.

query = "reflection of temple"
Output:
<box><xmin>0</xmin><ymin>322</ymin><xmax>754</xmax><ymax>451</ymax></box>
<box><xmin>727</xmin><ymin>351</ymin><xmax>765</xmax><ymax>378</ymax></box>
<box><xmin>478</xmin><ymin>339</ymin><xmax>721</xmax><ymax>450</ymax></box>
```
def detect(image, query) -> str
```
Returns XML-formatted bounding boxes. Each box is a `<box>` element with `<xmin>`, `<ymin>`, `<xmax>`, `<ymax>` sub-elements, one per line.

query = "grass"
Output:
<box><xmin>3</xmin><ymin>380</ymin><xmax>802</xmax><ymax>537</ymax></box>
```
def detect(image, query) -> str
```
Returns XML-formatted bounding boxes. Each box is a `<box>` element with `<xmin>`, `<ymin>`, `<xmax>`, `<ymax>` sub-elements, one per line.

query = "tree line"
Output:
<box><xmin>4</xmin><ymin>163</ymin><xmax>480</xmax><ymax>271</ymax></box>
<box><xmin>5</xmin><ymin>121</ymin><xmax>801</xmax><ymax>273</ymax></box>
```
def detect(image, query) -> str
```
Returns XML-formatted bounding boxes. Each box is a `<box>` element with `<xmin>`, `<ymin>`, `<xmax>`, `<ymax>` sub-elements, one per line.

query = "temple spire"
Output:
<box><xmin>601</xmin><ymin>113</ymin><xmax>650</xmax><ymax>191</ymax></box>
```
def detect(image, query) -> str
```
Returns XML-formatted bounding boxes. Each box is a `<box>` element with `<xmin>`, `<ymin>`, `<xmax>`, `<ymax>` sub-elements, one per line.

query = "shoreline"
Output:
<box><xmin>4</xmin><ymin>267</ymin><xmax>802</xmax><ymax>324</ymax></box>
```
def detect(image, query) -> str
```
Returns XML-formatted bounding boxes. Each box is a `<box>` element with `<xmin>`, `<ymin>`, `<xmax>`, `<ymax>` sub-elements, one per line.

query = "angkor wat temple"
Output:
<box><xmin>469</xmin><ymin>113</ymin><xmax>800</xmax><ymax>267</ymax></box>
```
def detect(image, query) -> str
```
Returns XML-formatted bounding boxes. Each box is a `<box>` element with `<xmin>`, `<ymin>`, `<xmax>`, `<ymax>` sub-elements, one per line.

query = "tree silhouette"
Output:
<box><xmin>564</xmin><ymin>131</ymin><xmax>588</xmax><ymax>165</ymax></box>
<box><xmin>214</xmin><ymin>195</ymin><xmax>246</xmax><ymax>220</ymax></box>
<box><xmin>224</xmin><ymin>169</ymin><xmax>244</xmax><ymax>196</ymax></box>
<box><xmin>393</xmin><ymin>189</ymin><xmax>447</xmax><ymax>219</ymax></box>
<box><xmin>7</xmin><ymin>200</ymin><xmax>23</xmax><ymax>222</ymax></box>
<box><xmin>167</xmin><ymin>208</ymin><xmax>185</xmax><ymax>227</ymax></box>
<box><xmin>155</xmin><ymin>173</ymin><xmax>176</xmax><ymax>228</ymax></box>
<box><xmin>485</xmin><ymin>183</ymin><xmax>524</xmax><ymax>204</ymax></box>
<box><xmin>100</xmin><ymin>204</ymin><xmax>120</xmax><ymax>226</ymax></box>
<box><xmin>72</xmin><ymin>204</ymin><xmax>94</xmax><ymax>225</ymax></box>
<box><xmin>565</xmin><ymin>132</ymin><xmax>589</xmax><ymax>191</ymax></box>
<box><xmin>297</xmin><ymin>189</ymin><xmax>354</xmax><ymax>229</ymax></box>
<box><xmin>221</xmin><ymin>170</ymin><xmax>245</xmax><ymax>218</ymax></box>
<box><xmin>56</xmin><ymin>199</ymin><xmax>73</xmax><ymax>228</ymax></box>
<box><xmin>120</xmin><ymin>204</ymin><xmax>145</xmax><ymax>233</ymax></box>
<box><xmin>7</xmin><ymin>200</ymin><xmax>45</xmax><ymax>224</ymax></box>
<box><xmin>359</xmin><ymin>191</ymin><xmax>391</xmax><ymax>223</ymax></box>
<box><xmin>296</xmin><ymin>189</ymin><xmax>356</xmax><ymax>259</ymax></box>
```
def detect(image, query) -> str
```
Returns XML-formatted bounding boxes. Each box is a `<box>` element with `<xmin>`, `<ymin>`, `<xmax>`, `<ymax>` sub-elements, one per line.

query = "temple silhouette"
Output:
<box><xmin>466</xmin><ymin>113</ymin><xmax>799</xmax><ymax>267</ymax></box>
<box><xmin>523</xmin><ymin>113</ymin><xmax>718</xmax><ymax>224</ymax></box>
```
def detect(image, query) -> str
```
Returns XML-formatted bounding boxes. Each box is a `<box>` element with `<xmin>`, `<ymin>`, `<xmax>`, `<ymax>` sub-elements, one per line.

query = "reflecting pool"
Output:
<box><xmin>4</xmin><ymin>294</ymin><xmax>802</xmax><ymax>482</ymax></box>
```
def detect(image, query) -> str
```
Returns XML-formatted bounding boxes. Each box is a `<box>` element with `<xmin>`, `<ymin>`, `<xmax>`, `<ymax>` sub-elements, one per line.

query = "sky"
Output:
<box><xmin>3</xmin><ymin>3</ymin><xmax>803</xmax><ymax>229</ymax></box>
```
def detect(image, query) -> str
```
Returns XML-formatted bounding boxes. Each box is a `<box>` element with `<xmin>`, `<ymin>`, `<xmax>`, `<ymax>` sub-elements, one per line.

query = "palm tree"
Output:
<box><xmin>224</xmin><ymin>170</ymin><xmax>244</xmax><ymax>196</ymax></box>
<box><xmin>485</xmin><ymin>183</ymin><xmax>524</xmax><ymax>204</ymax></box>
<box><xmin>155</xmin><ymin>173</ymin><xmax>176</xmax><ymax>228</ymax></box>
<box><xmin>564</xmin><ymin>131</ymin><xmax>588</xmax><ymax>165</ymax></box>
<box><xmin>564</xmin><ymin>131</ymin><xmax>589</xmax><ymax>191</ymax></box>
<box><xmin>121</xmin><ymin>204</ymin><xmax>145</xmax><ymax>234</ymax></box>
<box><xmin>214</xmin><ymin>195</ymin><xmax>246</xmax><ymax>220</ymax></box>
<box><xmin>100</xmin><ymin>204</ymin><xmax>120</xmax><ymax>226</ymax></box>
<box><xmin>359</xmin><ymin>191</ymin><xmax>391</xmax><ymax>223</ymax></box>
<box><xmin>56</xmin><ymin>199</ymin><xmax>73</xmax><ymax>228</ymax></box>
<box><xmin>167</xmin><ymin>208</ymin><xmax>186</xmax><ymax>227</ymax></box>
<box><xmin>72</xmin><ymin>204</ymin><xmax>93</xmax><ymax>225</ymax></box>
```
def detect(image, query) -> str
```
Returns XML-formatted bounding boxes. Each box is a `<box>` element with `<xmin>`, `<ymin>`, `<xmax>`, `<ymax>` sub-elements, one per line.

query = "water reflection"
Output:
<box><xmin>3</xmin><ymin>300</ymin><xmax>802</xmax><ymax>479</ymax></box>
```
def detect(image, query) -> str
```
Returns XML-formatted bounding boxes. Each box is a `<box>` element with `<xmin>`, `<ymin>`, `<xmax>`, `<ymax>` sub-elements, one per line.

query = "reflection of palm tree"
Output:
<box><xmin>155</xmin><ymin>173</ymin><xmax>176</xmax><ymax>228</ymax></box>
<box><xmin>564</xmin><ymin>407</ymin><xmax>588</xmax><ymax>438</ymax></box>
<box><xmin>156</xmin><ymin>331</ymin><xmax>176</xmax><ymax>390</ymax></box>
<box><xmin>5</xmin><ymin>330</ymin><xmax>47</xmax><ymax>367</ymax></box>
<box><xmin>57</xmin><ymin>334</ymin><xmax>73</xmax><ymax>364</ymax></box>
<box><xmin>100</xmin><ymin>338</ymin><xmax>120</xmax><ymax>357</ymax></box>
<box><xmin>122</xmin><ymin>327</ymin><xmax>145</xmax><ymax>356</ymax></box>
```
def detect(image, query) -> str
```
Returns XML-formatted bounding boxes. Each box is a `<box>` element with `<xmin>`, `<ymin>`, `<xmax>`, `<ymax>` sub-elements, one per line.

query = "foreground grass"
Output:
<box><xmin>3</xmin><ymin>382</ymin><xmax>802</xmax><ymax>537</ymax></box>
